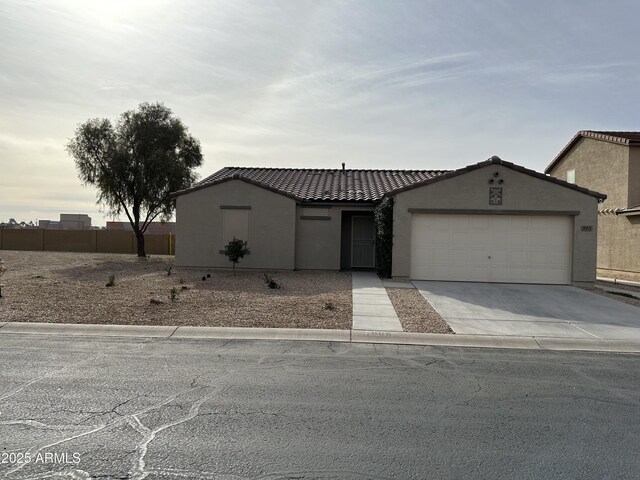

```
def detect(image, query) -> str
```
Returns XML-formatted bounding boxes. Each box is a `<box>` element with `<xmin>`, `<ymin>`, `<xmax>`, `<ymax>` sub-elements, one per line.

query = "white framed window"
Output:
<box><xmin>566</xmin><ymin>169</ymin><xmax>576</xmax><ymax>184</ymax></box>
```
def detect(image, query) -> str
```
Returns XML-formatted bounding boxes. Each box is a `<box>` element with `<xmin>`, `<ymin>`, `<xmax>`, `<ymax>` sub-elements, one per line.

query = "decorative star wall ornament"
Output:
<box><xmin>489</xmin><ymin>187</ymin><xmax>503</xmax><ymax>205</ymax></box>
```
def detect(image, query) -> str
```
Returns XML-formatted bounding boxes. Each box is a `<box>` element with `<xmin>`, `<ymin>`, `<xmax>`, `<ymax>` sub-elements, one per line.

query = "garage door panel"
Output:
<box><xmin>450</xmin><ymin>249</ymin><xmax>470</xmax><ymax>263</ymax></box>
<box><xmin>490</xmin><ymin>250</ymin><xmax>509</xmax><ymax>265</ymax></box>
<box><xmin>428</xmin><ymin>231</ymin><xmax>450</xmax><ymax>246</ymax></box>
<box><xmin>508</xmin><ymin>232</ymin><xmax>530</xmax><ymax>246</ymax></box>
<box><xmin>468</xmin><ymin>249</ymin><xmax>489</xmax><ymax>264</ymax></box>
<box><xmin>410</xmin><ymin>214</ymin><xmax>572</xmax><ymax>284</ymax></box>
<box><xmin>413</xmin><ymin>247</ymin><xmax>434</xmax><ymax>265</ymax></box>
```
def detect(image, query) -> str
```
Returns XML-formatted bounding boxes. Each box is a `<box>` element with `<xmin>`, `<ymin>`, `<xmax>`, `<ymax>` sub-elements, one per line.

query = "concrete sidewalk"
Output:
<box><xmin>351</xmin><ymin>271</ymin><xmax>403</xmax><ymax>332</ymax></box>
<box><xmin>2</xmin><ymin>321</ymin><xmax>640</xmax><ymax>353</ymax></box>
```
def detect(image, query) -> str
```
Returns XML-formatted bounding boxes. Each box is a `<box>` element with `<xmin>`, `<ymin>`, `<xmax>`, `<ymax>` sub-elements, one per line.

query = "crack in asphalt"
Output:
<box><xmin>14</xmin><ymin>469</ymin><xmax>92</xmax><ymax>479</ymax></box>
<box><xmin>0</xmin><ymin>353</ymin><xmax>103</xmax><ymax>403</ymax></box>
<box><xmin>4</xmin><ymin>383</ymin><xmax>208</xmax><ymax>477</ymax></box>
<box><xmin>128</xmin><ymin>389</ymin><xmax>215</xmax><ymax>480</ymax></box>
<box><xmin>0</xmin><ymin>419</ymin><xmax>63</xmax><ymax>430</ymax></box>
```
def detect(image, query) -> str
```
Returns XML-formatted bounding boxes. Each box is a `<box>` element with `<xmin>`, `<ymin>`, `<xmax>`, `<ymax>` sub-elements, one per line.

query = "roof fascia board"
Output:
<box><xmin>171</xmin><ymin>176</ymin><xmax>301</xmax><ymax>201</ymax></box>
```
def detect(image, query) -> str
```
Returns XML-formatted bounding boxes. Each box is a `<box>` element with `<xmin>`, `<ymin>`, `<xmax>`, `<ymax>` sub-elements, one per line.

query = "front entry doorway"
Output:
<box><xmin>351</xmin><ymin>215</ymin><xmax>376</xmax><ymax>268</ymax></box>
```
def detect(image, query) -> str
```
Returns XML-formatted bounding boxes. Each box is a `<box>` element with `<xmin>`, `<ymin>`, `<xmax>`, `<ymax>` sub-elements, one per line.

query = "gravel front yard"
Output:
<box><xmin>386</xmin><ymin>287</ymin><xmax>453</xmax><ymax>334</ymax></box>
<box><xmin>0</xmin><ymin>251</ymin><xmax>352</xmax><ymax>329</ymax></box>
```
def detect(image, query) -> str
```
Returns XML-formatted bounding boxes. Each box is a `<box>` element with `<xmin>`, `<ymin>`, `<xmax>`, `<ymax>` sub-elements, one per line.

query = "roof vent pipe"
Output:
<box><xmin>342</xmin><ymin>162</ymin><xmax>345</xmax><ymax>172</ymax></box>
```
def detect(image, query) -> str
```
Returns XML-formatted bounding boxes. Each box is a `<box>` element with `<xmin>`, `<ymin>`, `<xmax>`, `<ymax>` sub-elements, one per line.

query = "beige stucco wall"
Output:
<box><xmin>549</xmin><ymin>138</ymin><xmax>640</xmax><ymax>278</ymax></box>
<box><xmin>597</xmin><ymin>213</ymin><xmax>640</xmax><ymax>276</ymax></box>
<box><xmin>391</xmin><ymin>163</ymin><xmax>599</xmax><ymax>284</ymax></box>
<box><xmin>548</xmin><ymin>137</ymin><xmax>629</xmax><ymax>208</ymax></box>
<box><xmin>295</xmin><ymin>205</ymin><xmax>374</xmax><ymax>270</ymax></box>
<box><xmin>175</xmin><ymin>180</ymin><xmax>297</xmax><ymax>269</ymax></box>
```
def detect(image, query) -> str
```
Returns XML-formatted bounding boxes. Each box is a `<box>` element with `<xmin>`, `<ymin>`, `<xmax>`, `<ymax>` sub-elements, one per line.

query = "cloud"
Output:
<box><xmin>2</xmin><ymin>0</ymin><xmax>640</xmax><ymax>224</ymax></box>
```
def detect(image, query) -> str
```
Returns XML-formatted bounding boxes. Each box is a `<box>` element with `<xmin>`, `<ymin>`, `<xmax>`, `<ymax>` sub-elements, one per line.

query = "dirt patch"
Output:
<box><xmin>583</xmin><ymin>282</ymin><xmax>640</xmax><ymax>309</ymax></box>
<box><xmin>386</xmin><ymin>287</ymin><xmax>453</xmax><ymax>334</ymax></box>
<box><xmin>0</xmin><ymin>251</ymin><xmax>352</xmax><ymax>329</ymax></box>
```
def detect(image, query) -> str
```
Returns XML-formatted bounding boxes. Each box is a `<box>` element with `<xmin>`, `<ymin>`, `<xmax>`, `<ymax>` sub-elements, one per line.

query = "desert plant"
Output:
<box><xmin>169</xmin><ymin>286</ymin><xmax>180</xmax><ymax>302</ymax></box>
<box><xmin>262</xmin><ymin>273</ymin><xmax>281</xmax><ymax>289</ymax></box>
<box><xmin>322</xmin><ymin>298</ymin><xmax>336</xmax><ymax>311</ymax></box>
<box><xmin>224</xmin><ymin>238</ymin><xmax>250</xmax><ymax>274</ymax></box>
<box><xmin>166</xmin><ymin>265</ymin><xmax>173</xmax><ymax>276</ymax></box>
<box><xmin>178</xmin><ymin>277</ymin><xmax>185</xmax><ymax>284</ymax></box>
<box><xmin>106</xmin><ymin>274</ymin><xmax>116</xmax><ymax>287</ymax></box>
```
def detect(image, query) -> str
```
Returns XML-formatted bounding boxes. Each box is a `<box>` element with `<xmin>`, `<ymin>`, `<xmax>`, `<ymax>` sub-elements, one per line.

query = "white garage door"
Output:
<box><xmin>410</xmin><ymin>214</ymin><xmax>572</xmax><ymax>284</ymax></box>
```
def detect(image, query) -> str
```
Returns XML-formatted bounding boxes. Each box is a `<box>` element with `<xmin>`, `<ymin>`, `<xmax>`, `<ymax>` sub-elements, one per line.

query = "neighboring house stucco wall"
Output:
<box><xmin>598</xmin><ymin>214</ymin><xmax>640</xmax><ymax>276</ymax></box>
<box><xmin>548</xmin><ymin>137</ymin><xmax>629</xmax><ymax>208</ymax></box>
<box><xmin>175</xmin><ymin>180</ymin><xmax>296</xmax><ymax>269</ymax></box>
<box><xmin>391</xmin><ymin>164</ymin><xmax>598</xmax><ymax>284</ymax></box>
<box><xmin>548</xmin><ymin>137</ymin><xmax>640</xmax><ymax>280</ymax></box>
<box><xmin>294</xmin><ymin>205</ymin><xmax>375</xmax><ymax>270</ymax></box>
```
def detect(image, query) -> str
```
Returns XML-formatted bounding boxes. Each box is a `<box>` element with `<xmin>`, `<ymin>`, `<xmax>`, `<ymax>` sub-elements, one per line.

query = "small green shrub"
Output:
<box><xmin>322</xmin><ymin>299</ymin><xmax>336</xmax><ymax>311</ymax></box>
<box><xmin>169</xmin><ymin>287</ymin><xmax>180</xmax><ymax>302</ymax></box>
<box><xmin>106</xmin><ymin>274</ymin><xmax>116</xmax><ymax>287</ymax></box>
<box><xmin>224</xmin><ymin>238</ymin><xmax>250</xmax><ymax>274</ymax></box>
<box><xmin>262</xmin><ymin>273</ymin><xmax>281</xmax><ymax>289</ymax></box>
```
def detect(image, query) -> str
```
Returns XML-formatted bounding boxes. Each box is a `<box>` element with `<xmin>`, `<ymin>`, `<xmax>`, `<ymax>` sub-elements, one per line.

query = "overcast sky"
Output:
<box><xmin>1</xmin><ymin>0</ymin><xmax>639</xmax><ymax>226</ymax></box>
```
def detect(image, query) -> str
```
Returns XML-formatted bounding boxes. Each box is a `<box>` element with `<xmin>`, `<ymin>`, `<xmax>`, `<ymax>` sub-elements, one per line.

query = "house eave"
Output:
<box><xmin>545</xmin><ymin>130</ymin><xmax>640</xmax><ymax>174</ymax></box>
<box><xmin>384</xmin><ymin>156</ymin><xmax>607</xmax><ymax>201</ymax></box>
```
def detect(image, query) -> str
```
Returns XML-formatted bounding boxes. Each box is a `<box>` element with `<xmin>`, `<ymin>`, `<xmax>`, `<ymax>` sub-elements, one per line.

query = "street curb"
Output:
<box><xmin>172</xmin><ymin>326</ymin><xmax>350</xmax><ymax>342</ymax></box>
<box><xmin>0</xmin><ymin>322</ymin><xmax>176</xmax><ymax>337</ymax></box>
<box><xmin>1</xmin><ymin>322</ymin><xmax>640</xmax><ymax>353</ymax></box>
<box><xmin>351</xmin><ymin>330</ymin><xmax>541</xmax><ymax>349</ymax></box>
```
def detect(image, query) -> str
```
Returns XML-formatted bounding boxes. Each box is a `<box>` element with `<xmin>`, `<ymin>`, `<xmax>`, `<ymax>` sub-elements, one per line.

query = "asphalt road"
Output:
<box><xmin>1</xmin><ymin>336</ymin><xmax>639</xmax><ymax>480</ymax></box>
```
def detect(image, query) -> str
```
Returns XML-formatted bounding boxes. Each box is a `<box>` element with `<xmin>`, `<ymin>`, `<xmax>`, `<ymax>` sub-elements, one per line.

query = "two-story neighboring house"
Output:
<box><xmin>546</xmin><ymin>131</ymin><xmax>640</xmax><ymax>281</ymax></box>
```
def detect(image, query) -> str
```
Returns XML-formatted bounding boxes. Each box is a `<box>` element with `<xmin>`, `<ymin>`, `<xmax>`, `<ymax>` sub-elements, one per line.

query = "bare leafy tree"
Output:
<box><xmin>67</xmin><ymin>103</ymin><xmax>203</xmax><ymax>256</ymax></box>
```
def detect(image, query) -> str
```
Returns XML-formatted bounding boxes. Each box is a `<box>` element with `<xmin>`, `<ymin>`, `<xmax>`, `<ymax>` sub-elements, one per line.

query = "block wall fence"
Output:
<box><xmin>0</xmin><ymin>229</ymin><xmax>175</xmax><ymax>255</ymax></box>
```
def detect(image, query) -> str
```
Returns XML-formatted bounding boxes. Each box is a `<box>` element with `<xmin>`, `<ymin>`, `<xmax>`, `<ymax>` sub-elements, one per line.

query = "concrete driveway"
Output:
<box><xmin>413</xmin><ymin>281</ymin><xmax>640</xmax><ymax>340</ymax></box>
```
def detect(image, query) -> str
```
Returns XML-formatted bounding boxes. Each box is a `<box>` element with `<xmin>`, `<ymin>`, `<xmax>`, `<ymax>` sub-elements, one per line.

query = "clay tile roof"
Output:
<box><xmin>545</xmin><ymin>130</ymin><xmax>640</xmax><ymax>173</ymax></box>
<box><xmin>174</xmin><ymin>167</ymin><xmax>449</xmax><ymax>202</ymax></box>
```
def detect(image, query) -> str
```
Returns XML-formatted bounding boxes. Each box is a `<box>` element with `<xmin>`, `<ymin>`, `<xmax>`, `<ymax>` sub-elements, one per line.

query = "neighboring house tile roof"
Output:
<box><xmin>546</xmin><ymin>130</ymin><xmax>640</xmax><ymax>173</ymax></box>
<box><xmin>173</xmin><ymin>166</ymin><xmax>450</xmax><ymax>202</ymax></box>
<box><xmin>172</xmin><ymin>157</ymin><xmax>606</xmax><ymax>202</ymax></box>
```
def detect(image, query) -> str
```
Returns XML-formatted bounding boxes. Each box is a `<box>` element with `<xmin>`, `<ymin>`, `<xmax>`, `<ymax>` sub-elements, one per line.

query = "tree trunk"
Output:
<box><xmin>136</xmin><ymin>231</ymin><xmax>146</xmax><ymax>257</ymax></box>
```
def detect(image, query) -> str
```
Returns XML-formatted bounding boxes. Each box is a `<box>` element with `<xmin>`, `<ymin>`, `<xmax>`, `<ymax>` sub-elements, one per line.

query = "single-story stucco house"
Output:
<box><xmin>171</xmin><ymin>156</ymin><xmax>605</xmax><ymax>286</ymax></box>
